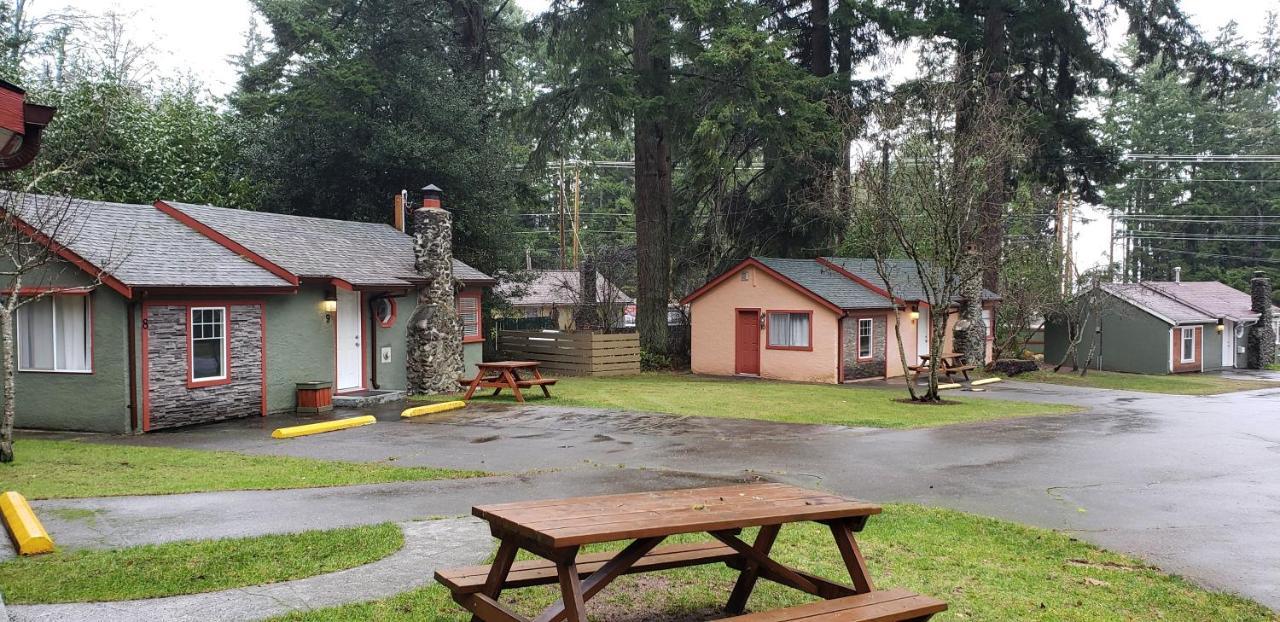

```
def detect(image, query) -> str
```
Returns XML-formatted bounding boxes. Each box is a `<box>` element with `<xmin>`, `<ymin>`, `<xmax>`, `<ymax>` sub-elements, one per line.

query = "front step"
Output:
<box><xmin>332</xmin><ymin>390</ymin><xmax>405</xmax><ymax>408</ymax></box>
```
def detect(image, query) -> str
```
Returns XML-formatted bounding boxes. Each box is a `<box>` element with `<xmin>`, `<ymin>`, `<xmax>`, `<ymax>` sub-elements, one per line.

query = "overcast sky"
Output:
<box><xmin>41</xmin><ymin>0</ymin><xmax>1280</xmax><ymax>273</ymax></box>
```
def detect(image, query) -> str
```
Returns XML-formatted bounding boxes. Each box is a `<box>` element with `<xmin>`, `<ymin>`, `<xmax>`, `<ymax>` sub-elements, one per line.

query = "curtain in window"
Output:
<box><xmin>458</xmin><ymin>297</ymin><xmax>479</xmax><ymax>337</ymax></box>
<box><xmin>56</xmin><ymin>296</ymin><xmax>90</xmax><ymax>371</ymax></box>
<box><xmin>17</xmin><ymin>295</ymin><xmax>90</xmax><ymax>371</ymax></box>
<box><xmin>18</xmin><ymin>297</ymin><xmax>54</xmax><ymax>370</ymax></box>
<box><xmin>769</xmin><ymin>313</ymin><xmax>809</xmax><ymax>347</ymax></box>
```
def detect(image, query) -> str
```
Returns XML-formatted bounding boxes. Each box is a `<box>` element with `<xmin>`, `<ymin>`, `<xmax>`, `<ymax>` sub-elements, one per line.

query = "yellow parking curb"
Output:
<box><xmin>970</xmin><ymin>377</ymin><xmax>1002</xmax><ymax>387</ymax></box>
<box><xmin>271</xmin><ymin>415</ymin><xmax>376</xmax><ymax>439</ymax></box>
<box><xmin>401</xmin><ymin>401</ymin><xmax>466</xmax><ymax>418</ymax></box>
<box><xmin>1</xmin><ymin>491</ymin><xmax>54</xmax><ymax>555</ymax></box>
<box><xmin>938</xmin><ymin>382</ymin><xmax>963</xmax><ymax>390</ymax></box>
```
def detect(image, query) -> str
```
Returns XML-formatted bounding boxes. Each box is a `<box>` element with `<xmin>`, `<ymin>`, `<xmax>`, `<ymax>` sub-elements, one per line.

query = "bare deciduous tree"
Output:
<box><xmin>850</xmin><ymin>82</ymin><xmax>1026</xmax><ymax>402</ymax></box>
<box><xmin>0</xmin><ymin>186</ymin><xmax>126</xmax><ymax>462</ymax></box>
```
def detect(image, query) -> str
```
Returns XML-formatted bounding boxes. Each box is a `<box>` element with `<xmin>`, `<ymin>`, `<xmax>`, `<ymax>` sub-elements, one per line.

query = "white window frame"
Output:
<box><xmin>1179</xmin><ymin>326</ymin><xmax>1196</xmax><ymax>363</ymax></box>
<box><xmin>857</xmin><ymin>318</ymin><xmax>874</xmax><ymax>359</ymax></box>
<box><xmin>1273</xmin><ymin>318</ymin><xmax>1279</xmax><ymax>346</ymax></box>
<box><xmin>189</xmin><ymin>306</ymin><xmax>228</xmax><ymax>383</ymax></box>
<box><xmin>16</xmin><ymin>294</ymin><xmax>92</xmax><ymax>374</ymax></box>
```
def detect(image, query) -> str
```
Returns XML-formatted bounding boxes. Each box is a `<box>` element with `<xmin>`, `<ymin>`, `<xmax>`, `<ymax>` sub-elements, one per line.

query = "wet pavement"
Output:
<box><xmin>17</xmin><ymin>379</ymin><xmax>1280</xmax><ymax>610</ymax></box>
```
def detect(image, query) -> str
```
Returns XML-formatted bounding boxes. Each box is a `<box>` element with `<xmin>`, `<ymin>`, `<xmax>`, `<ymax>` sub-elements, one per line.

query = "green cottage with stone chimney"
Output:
<box><xmin>0</xmin><ymin>189</ymin><xmax>491</xmax><ymax>433</ymax></box>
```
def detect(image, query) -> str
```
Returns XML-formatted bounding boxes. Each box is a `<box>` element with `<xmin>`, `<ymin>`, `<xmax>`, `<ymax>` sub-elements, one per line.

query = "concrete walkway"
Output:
<box><xmin>6</xmin><ymin>518</ymin><xmax>491</xmax><ymax>622</ymax></box>
<box><xmin>11</xmin><ymin>380</ymin><xmax>1280</xmax><ymax>611</ymax></box>
<box><xmin>19</xmin><ymin>468</ymin><xmax>742</xmax><ymax>556</ymax></box>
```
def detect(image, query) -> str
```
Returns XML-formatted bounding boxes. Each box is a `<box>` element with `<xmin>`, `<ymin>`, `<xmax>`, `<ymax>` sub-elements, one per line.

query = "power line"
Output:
<box><xmin>1139</xmin><ymin>247</ymin><xmax>1280</xmax><ymax>265</ymax></box>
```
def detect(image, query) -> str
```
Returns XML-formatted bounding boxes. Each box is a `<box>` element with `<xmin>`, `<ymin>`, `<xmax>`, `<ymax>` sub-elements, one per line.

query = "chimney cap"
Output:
<box><xmin>422</xmin><ymin>184</ymin><xmax>443</xmax><ymax>195</ymax></box>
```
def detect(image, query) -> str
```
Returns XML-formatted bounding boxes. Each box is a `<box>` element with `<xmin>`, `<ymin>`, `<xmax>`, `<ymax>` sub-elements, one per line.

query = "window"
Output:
<box><xmin>857</xmin><ymin>318</ymin><xmax>874</xmax><ymax>359</ymax></box>
<box><xmin>373</xmin><ymin>298</ymin><xmax>396</xmax><ymax>328</ymax></box>
<box><xmin>17</xmin><ymin>295</ymin><xmax>91</xmax><ymax>373</ymax></box>
<box><xmin>190</xmin><ymin>307</ymin><xmax>228</xmax><ymax>384</ymax></box>
<box><xmin>767</xmin><ymin>312</ymin><xmax>810</xmax><ymax>349</ymax></box>
<box><xmin>1180</xmin><ymin>326</ymin><xmax>1196</xmax><ymax>363</ymax></box>
<box><xmin>457</xmin><ymin>294</ymin><xmax>481</xmax><ymax>342</ymax></box>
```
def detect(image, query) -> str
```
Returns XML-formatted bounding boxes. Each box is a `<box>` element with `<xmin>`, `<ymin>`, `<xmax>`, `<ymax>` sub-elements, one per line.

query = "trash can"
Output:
<box><xmin>296</xmin><ymin>381</ymin><xmax>333</xmax><ymax>414</ymax></box>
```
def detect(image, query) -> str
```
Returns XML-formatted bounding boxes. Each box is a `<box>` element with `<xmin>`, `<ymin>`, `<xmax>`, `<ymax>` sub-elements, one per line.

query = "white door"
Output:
<box><xmin>336</xmin><ymin>288</ymin><xmax>363</xmax><ymax>391</ymax></box>
<box><xmin>1221</xmin><ymin>321</ymin><xmax>1234</xmax><ymax>369</ymax></box>
<box><xmin>916</xmin><ymin>307</ymin><xmax>930</xmax><ymax>364</ymax></box>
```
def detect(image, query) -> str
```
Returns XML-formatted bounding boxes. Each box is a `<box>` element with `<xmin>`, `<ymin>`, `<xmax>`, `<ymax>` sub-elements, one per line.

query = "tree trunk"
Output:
<box><xmin>633</xmin><ymin>13</ymin><xmax>672</xmax><ymax>356</ymax></box>
<box><xmin>1</xmin><ymin>309</ymin><xmax>15</xmax><ymax>463</ymax></box>
<box><xmin>976</xmin><ymin>0</ymin><xmax>1009</xmax><ymax>293</ymax></box>
<box><xmin>810</xmin><ymin>0</ymin><xmax>832</xmax><ymax>78</ymax></box>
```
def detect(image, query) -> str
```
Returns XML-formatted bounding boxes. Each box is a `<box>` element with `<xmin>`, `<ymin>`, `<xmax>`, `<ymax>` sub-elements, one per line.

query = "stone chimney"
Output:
<box><xmin>406</xmin><ymin>184</ymin><xmax>463</xmax><ymax>394</ymax></box>
<box><xmin>954</xmin><ymin>246</ymin><xmax>987</xmax><ymax>367</ymax></box>
<box><xmin>1247</xmin><ymin>270</ymin><xmax>1276</xmax><ymax>369</ymax></box>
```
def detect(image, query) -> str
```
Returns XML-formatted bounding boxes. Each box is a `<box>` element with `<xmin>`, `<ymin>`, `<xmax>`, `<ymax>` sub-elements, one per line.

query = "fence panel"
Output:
<box><xmin>497</xmin><ymin>330</ymin><xmax>641</xmax><ymax>376</ymax></box>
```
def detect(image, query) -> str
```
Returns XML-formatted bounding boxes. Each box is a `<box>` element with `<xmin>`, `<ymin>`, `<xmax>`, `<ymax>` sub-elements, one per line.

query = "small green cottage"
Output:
<box><xmin>3</xmin><ymin>191</ymin><xmax>493</xmax><ymax>433</ymax></box>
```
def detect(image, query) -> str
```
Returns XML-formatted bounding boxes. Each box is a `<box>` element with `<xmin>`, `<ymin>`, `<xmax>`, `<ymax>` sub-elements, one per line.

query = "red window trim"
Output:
<box><xmin>375</xmin><ymin>297</ymin><xmax>397</xmax><ymax>328</ymax></box>
<box><xmin>764</xmin><ymin>310</ymin><xmax>814</xmax><ymax>352</ymax></box>
<box><xmin>855</xmin><ymin>316</ymin><xmax>875</xmax><ymax>361</ymax></box>
<box><xmin>187</xmin><ymin>305</ymin><xmax>233</xmax><ymax>389</ymax></box>
<box><xmin>458</xmin><ymin>290</ymin><xmax>483</xmax><ymax>344</ymax></box>
<box><xmin>15</xmin><ymin>292</ymin><xmax>95</xmax><ymax>375</ymax></box>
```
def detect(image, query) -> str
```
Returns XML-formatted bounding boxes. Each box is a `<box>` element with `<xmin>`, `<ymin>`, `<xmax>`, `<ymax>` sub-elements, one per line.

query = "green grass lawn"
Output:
<box><xmin>417</xmin><ymin>373</ymin><xmax>1080</xmax><ymax>429</ymax></box>
<box><xmin>274</xmin><ymin>504</ymin><xmax>1273</xmax><ymax>621</ymax></box>
<box><xmin>1013</xmin><ymin>369</ymin><xmax>1280</xmax><ymax>395</ymax></box>
<box><xmin>2</xmin><ymin>439</ymin><xmax>490</xmax><ymax>499</ymax></box>
<box><xmin>0</xmin><ymin>523</ymin><xmax>402</xmax><ymax>604</ymax></box>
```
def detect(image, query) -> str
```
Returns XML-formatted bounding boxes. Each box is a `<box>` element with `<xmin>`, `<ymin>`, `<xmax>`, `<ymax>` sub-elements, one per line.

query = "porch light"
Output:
<box><xmin>909</xmin><ymin>309</ymin><xmax>920</xmax><ymax>321</ymax></box>
<box><xmin>1216</xmin><ymin>319</ymin><xmax>1224</xmax><ymax>334</ymax></box>
<box><xmin>322</xmin><ymin>291</ymin><xmax>338</xmax><ymax>318</ymax></box>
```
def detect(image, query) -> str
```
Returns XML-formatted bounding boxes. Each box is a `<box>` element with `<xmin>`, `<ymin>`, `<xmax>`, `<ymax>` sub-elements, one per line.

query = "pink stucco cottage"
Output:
<box><xmin>680</xmin><ymin>257</ymin><xmax>998</xmax><ymax>384</ymax></box>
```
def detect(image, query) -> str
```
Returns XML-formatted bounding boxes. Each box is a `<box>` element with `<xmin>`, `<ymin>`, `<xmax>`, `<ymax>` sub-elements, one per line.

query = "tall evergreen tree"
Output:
<box><xmin>234</xmin><ymin>0</ymin><xmax>528</xmax><ymax>274</ymax></box>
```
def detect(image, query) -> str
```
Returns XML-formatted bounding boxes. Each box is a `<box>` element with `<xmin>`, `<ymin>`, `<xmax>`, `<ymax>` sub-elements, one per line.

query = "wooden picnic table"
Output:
<box><xmin>435</xmin><ymin>483</ymin><xmax>946</xmax><ymax>622</ymax></box>
<box><xmin>912</xmin><ymin>352</ymin><xmax>975</xmax><ymax>384</ymax></box>
<box><xmin>462</xmin><ymin>361</ymin><xmax>557</xmax><ymax>404</ymax></box>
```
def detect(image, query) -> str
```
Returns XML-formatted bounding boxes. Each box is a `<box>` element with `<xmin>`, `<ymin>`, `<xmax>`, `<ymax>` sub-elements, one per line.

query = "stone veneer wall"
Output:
<box><xmin>407</xmin><ymin>206</ymin><xmax>463</xmax><ymax>394</ymax></box>
<box><xmin>842</xmin><ymin>315</ymin><xmax>887</xmax><ymax>380</ymax></box>
<box><xmin>1248</xmin><ymin>271</ymin><xmax>1276</xmax><ymax>369</ymax></box>
<box><xmin>146</xmin><ymin>304</ymin><xmax>263</xmax><ymax>430</ymax></box>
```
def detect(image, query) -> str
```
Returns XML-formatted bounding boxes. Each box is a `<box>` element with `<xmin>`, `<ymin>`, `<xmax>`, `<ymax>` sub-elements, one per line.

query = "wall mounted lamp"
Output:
<box><xmin>1216</xmin><ymin>319</ymin><xmax>1224</xmax><ymax>334</ymax></box>
<box><xmin>322</xmin><ymin>291</ymin><xmax>337</xmax><ymax>322</ymax></box>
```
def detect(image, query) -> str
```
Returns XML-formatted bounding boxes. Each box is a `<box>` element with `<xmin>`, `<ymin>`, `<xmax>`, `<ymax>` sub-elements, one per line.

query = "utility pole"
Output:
<box><xmin>1064</xmin><ymin>188</ymin><xmax>1075</xmax><ymax>294</ymax></box>
<box><xmin>557</xmin><ymin>160</ymin><xmax>567</xmax><ymax>270</ymax></box>
<box><xmin>1108</xmin><ymin>205</ymin><xmax>1116</xmax><ymax>281</ymax></box>
<box><xmin>571</xmin><ymin>164</ymin><xmax>581</xmax><ymax>269</ymax></box>
<box><xmin>1055</xmin><ymin>192</ymin><xmax>1065</xmax><ymax>295</ymax></box>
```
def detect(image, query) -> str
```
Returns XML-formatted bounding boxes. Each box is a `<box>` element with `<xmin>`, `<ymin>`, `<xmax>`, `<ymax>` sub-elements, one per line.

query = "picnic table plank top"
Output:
<box><xmin>476</xmin><ymin>360</ymin><xmax>542</xmax><ymax>369</ymax></box>
<box><xmin>474</xmin><ymin>483</ymin><xmax>881</xmax><ymax>548</ymax></box>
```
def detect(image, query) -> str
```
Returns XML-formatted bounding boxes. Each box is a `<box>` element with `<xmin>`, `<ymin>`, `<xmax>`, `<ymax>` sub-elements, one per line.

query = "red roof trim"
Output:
<box><xmin>153</xmin><ymin>201</ymin><xmax>300</xmax><ymax>287</ymax></box>
<box><xmin>3</xmin><ymin>211</ymin><xmax>133</xmax><ymax>298</ymax></box>
<box><xmin>679</xmin><ymin>258</ymin><xmax>843</xmax><ymax>314</ymax></box>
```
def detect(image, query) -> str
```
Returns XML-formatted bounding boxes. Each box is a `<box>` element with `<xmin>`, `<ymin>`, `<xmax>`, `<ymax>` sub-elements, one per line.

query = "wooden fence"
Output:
<box><xmin>497</xmin><ymin>330</ymin><xmax>641</xmax><ymax>376</ymax></box>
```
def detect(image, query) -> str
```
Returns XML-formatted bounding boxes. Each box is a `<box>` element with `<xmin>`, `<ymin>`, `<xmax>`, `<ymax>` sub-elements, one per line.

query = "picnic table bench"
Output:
<box><xmin>462</xmin><ymin>361</ymin><xmax>557</xmax><ymax>404</ymax></box>
<box><xmin>909</xmin><ymin>352</ymin><xmax>975</xmax><ymax>384</ymax></box>
<box><xmin>435</xmin><ymin>483</ymin><xmax>946</xmax><ymax>622</ymax></box>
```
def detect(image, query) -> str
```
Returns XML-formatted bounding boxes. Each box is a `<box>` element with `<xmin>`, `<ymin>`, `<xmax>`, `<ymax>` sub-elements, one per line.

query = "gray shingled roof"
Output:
<box><xmin>161</xmin><ymin>201</ymin><xmax>493</xmax><ymax>288</ymax></box>
<box><xmin>1140</xmin><ymin>281</ymin><xmax>1278</xmax><ymax>322</ymax></box>
<box><xmin>820</xmin><ymin>257</ymin><xmax>1001</xmax><ymax>302</ymax></box>
<box><xmin>1100</xmin><ymin>283</ymin><xmax>1215</xmax><ymax>325</ymax></box>
<box><xmin>499</xmin><ymin>270</ymin><xmax>634</xmax><ymax>306</ymax></box>
<box><xmin>6</xmin><ymin>193</ymin><xmax>293</xmax><ymax>289</ymax></box>
<box><xmin>755</xmin><ymin>258</ymin><xmax>892</xmax><ymax>309</ymax></box>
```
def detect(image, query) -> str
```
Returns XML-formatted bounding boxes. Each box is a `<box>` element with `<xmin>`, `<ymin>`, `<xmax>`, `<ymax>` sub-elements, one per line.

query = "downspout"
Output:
<box><xmin>367</xmin><ymin>293</ymin><xmax>392</xmax><ymax>390</ymax></box>
<box><xmin>126</xmin><ymin>299</ymin><xmax>138</xmax><ymax>433</ymax></box>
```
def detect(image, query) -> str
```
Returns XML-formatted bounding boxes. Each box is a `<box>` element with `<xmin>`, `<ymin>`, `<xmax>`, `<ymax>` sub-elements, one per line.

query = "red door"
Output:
<box><xmin>735</xmin><ymin>310</ymin><xmax>761</xmax><ymax>375</ymax></box>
